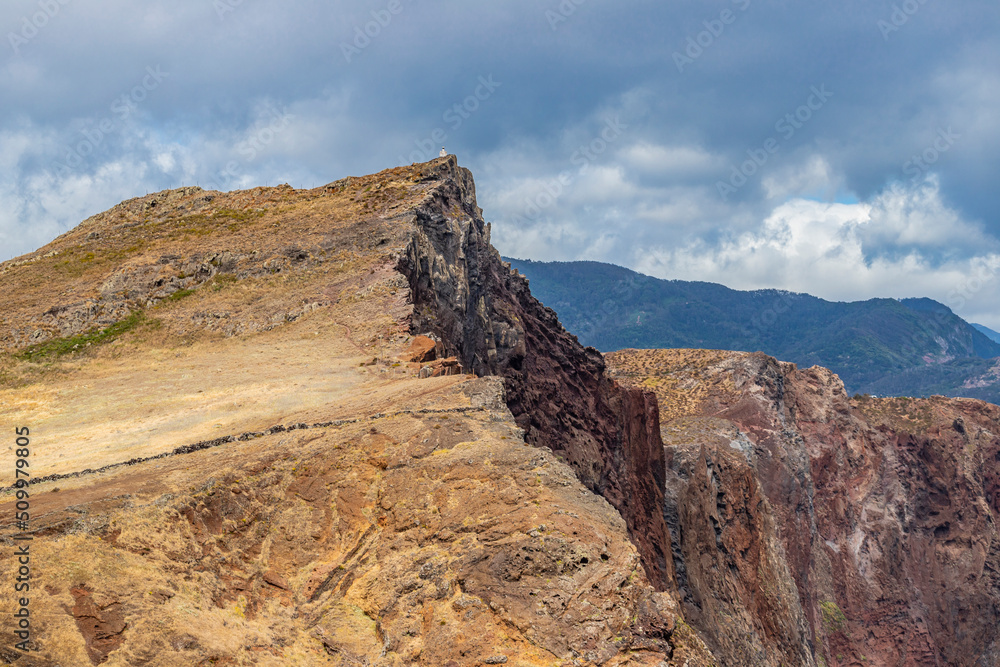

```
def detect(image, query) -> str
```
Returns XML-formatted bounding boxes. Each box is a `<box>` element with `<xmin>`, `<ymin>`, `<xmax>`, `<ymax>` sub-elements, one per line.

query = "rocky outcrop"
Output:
<box><xmin>68</xmin><ymin>585</ymin><xmax>128</xmax><ymax>665</ymax></box>
<box><xmin>609</xmin><ymin>348</ymin><xmax>1000</xmax><ymax>666</ymax></box>
<box><xmin>663</xmin><ymin>428</ymin><xmax>815</xmax><ymax>666</ymax></box>
<box><xmin>397</xmin><ymin>157</ymin><xmax>673</xmax><ymax>590</ymax></box>
<box><xmin>0</xmin><ymin>160</ymin><xmax>717</xmax><ymax>667</ymax></box>
<box><xmin>0</xmin><ymin>158</ymin><xmax>719</xmax><ymax>665</ymax></box>
<box><xmin>10</xmin><ymin>155</ymin><xmax>1000</xmax><ymax>665</ymax></box>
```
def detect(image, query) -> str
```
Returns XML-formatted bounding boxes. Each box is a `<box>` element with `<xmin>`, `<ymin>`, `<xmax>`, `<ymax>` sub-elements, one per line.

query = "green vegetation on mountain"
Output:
<box><xmin>506</xmin><ymin>258</ymin><xmax>1000</xmax><ymax>400</ymax></box>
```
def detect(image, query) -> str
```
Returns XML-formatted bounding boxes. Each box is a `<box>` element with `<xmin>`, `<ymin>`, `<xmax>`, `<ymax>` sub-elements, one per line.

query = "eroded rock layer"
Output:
<box><xmin>0</xmin><ymin>158</ymin><xmax>712</xmax><ymax>665</ymax></box>
<box><xmin>609</xmin><ymin>348</ymin><xmax>1000</xmax><ymax>667</ymax></box>
<box><xmin>5</xmin><ymin>154</ymin><xmax>999</xmax><ymax>666</ymax></box>
<box><xmin>396</xmin><ymin>158</ymin><xmax>672</xmax><ymax>591</ymax></box>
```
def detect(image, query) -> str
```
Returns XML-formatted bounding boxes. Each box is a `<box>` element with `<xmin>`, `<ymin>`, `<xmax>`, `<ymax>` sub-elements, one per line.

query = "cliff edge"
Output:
<box><xmin>0</xmin><ymin>158</ymin><xmax>708</xmax><ymax>666</ymax></box>
<box><xmin>609</xmin><ymin>348</ymin><xmax>1000</xmax><ymax>666</ymax></box>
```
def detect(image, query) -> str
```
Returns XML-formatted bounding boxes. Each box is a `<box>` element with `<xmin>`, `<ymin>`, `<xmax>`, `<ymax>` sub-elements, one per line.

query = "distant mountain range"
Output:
<box><xmin>505</xmin><ymin>258</ymin><xmax>1000</xmax><ymax>402</ymax></box>
<box><xmin>972</xmin><ymin>323</ymin><xmax>1000</xmax><ymax>344</ymax></box>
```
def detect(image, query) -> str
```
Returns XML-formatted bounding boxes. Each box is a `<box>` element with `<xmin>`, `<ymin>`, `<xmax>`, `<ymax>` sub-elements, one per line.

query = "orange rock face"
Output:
<box><xmin>400</xmin><ymin>335</ymin><xmax>437</xmax><ymax>363</ymax></box>
<box><xmin>5</xmin><ymin>154</ymin><xmax>999</xmax><ymax>666</ymax></box>
<box><xmin>0</xmin><ymin>159</ymin><xmax>718</xmax><ymax>666</ymax></box>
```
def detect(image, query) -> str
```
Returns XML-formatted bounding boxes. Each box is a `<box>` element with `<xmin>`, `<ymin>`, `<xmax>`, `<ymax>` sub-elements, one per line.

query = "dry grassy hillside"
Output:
<box><xmin>0</xmin><ymin>159</ymin><xmax>717</xmax><ymax>666</ymax></box>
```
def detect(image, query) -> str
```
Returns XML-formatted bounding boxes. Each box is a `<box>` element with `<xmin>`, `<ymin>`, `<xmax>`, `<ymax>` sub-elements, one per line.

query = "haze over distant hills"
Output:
<box><xmin>505</xmin><ymin>258</ymin><xmax>1000</xmax><ymax>403</ymax></box>
<box><xmin>972</xmin><ymin>322</ymin><xmax>1000</xmax><ymax>344</ymax></box>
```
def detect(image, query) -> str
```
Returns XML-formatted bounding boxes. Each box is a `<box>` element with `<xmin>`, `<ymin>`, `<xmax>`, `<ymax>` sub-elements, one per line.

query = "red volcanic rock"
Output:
<box><xmin>609</xmin><ymin>349</ymin><xmax>1000</xmax><ymax>666</ymax></box>
<box><xmin>397</xmin><ymin>157</ymin><xmax>674</xmax><ymax>590</ymax></box>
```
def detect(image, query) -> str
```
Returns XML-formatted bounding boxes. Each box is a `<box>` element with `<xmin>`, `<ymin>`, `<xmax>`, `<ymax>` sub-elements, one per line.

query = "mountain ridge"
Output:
<box><xmin>504</xmin><ymin>257</ymin><xmax>1000</xmax><ymax>401</ymax></box>
<box><xmin>2</xmin><ymin>159</ymin><xmax>1000</xmax><ymax>665</ymax></box>
<box><xmin>972</xmin><ymin>322</ymin><xmax>1000</xmax><ymax>344</ymax></box>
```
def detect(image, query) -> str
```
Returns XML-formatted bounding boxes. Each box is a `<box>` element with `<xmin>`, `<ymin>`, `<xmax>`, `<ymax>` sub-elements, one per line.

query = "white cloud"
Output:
<box><xmin>862</xmin><ymin>176</ymin><xmax>994</xmax><ymax>252</ymax></box>
<box><xmin>762</xmin><ymin>154</ymin><xmax>840</xmax><ymax>202</ymax></box>
<box><xmin>632</xmin><ymin>180</ymin><xmax>1000</xmax><ymax>327</ymax></box>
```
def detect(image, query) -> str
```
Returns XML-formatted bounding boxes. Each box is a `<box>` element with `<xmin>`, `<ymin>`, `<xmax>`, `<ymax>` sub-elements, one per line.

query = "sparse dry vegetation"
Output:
<box><xmin>0</xmin><ymin>158</ymin><xmax>724</xmax><ymax>666</ymax></box>
<box><xmin>607</xmin><ymin>348</ymin><xmax>744</xmax><ymax>422</ymax></box>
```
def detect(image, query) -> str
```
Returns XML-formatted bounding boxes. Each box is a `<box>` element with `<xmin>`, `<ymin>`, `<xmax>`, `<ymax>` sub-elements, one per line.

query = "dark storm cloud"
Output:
<box><xmin>1</xmin><ymin>0</ymin><xmax>998</xmax><ymax>321</ymax></box>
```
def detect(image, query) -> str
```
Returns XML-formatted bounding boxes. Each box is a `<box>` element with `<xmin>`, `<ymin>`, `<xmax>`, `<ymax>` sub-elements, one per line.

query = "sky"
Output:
<box><xmin>2</xmin><ymin>0</ymin><xmax>999</xmax><ymax>326</ymax></box>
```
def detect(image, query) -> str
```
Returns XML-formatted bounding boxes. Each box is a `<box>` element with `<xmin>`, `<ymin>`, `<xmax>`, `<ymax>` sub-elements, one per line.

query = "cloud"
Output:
<box><xmin>623</xmin><ymin>143</ymin><xmax>724</xmax><ymax>180</ymax></box>
<box><xmin>630</xmin><ymin>180</ymin><xmax>1000</xmax><ymax>328</ymax></box>
<box><xmin>860</xmin><ymin>176</ymin><xmax>998</xmax><ymax>258</ymax></box>
<box><xmin>762</xmin><ymin>155</ymin><xmax>841</xmax><ymax>202</ymax></box>
<box><xmin>0</xmin><ymin>0</ymin><xmax>997</xmax><ymax>334</ymax></box>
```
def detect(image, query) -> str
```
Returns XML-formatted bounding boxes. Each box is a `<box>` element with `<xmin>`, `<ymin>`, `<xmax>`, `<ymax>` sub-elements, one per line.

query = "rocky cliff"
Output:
<box><xmin>4</xmin><ymin>155</ymin><xmax>999</xmax><ymax>666</ymax></box>
<box><xmin>0</xmin><ymin>158</ymin><xmax>711</xmax><ymax>665</ymax></box>
<box><xmin>609</xmin><ymin>348</ymin><xmax>1000</xmax><ymax>666</ymax></box>
<box><xmin>396</xmin><ymin>158</ymin><xmax>672</xmax><ymax>591</ymax></box>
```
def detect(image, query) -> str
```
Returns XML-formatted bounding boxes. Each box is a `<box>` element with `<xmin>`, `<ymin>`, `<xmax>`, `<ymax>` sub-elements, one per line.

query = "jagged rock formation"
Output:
<box><xmin>4</xmin><ymin>155</ymin><xmax>999</xmax><ymax>666</ymax></box>
<box><xmin>0</xmin><ymin>158</ymin><xmax>714</xmax><ymax>665</ymax></box>
<box><xmin>396</xmin><ymin>158</ymin><xmax>672</xmax><ymax>590</ymax></box>
<box><xmin>609</xmin><ymin>348</ymin><xmax>1000</xmax><ymax>666</ymax></box>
